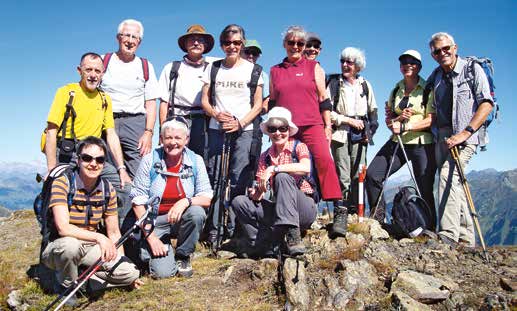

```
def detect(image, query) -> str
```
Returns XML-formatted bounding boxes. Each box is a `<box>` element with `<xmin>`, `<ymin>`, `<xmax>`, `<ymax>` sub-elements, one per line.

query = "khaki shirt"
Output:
<box><xmin>388</xmin><ymin>77</ymin><xmax>434</xmax><ymax>144</ymax></box>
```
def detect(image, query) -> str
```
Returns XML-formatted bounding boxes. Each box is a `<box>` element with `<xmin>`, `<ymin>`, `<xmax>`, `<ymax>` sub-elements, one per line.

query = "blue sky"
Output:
<box><xmin>1</xmin><ymin>0</ymin><xmax>515</xmax><ymax>172</ymax></box>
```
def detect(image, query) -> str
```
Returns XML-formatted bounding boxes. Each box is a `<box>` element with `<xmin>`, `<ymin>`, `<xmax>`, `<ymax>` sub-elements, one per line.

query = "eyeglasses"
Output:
<box><xmin>222</xmin><ymin>40</ymin><xmax>243</xmax><ymax>47</ymax></box>
<box><xmin>286</xmin><ymin>40</ymin><xmax>305</xmax><ymax>48</ymax></box>
<box><xmin>400</xmin><ymin>59</ymin><xmax>420</xmax><ymax>66</ymax></box>
<box><xmin>340</xmin><ymin>59</ymin><xmax>355</xmax><ymax>66</ymax></box>
<box><xmin>244</xmin><ymin>49</ymin><xmax>260</xmax><ymax>57</ymax></box>
<box><xmin>432</xmin><ymin>45</ymin><xmax>453</xmax><ymax>56</ymax></box>
<box><xmin>79</xmin><ymin>153</ymin><xmax>106</xmax><ymax>164</ymax></box>
<box><xmin>187</xmin><ymin>36</ymin><xmax>206</xmax><ymax>44</ymax></box>
<box><xmin>267</xmin><ymin>125</ymin><xmax>289</xmax><ymax>133</ymax></box>
<box><xmin>118</xmin><ymin>33</ymin><xmax>141</xmax><ymax>41</ymax></box>
<box><xmin>306</xmin><ymin>43</ymin><xmax>321</xmax><ymax>49</ymax></box>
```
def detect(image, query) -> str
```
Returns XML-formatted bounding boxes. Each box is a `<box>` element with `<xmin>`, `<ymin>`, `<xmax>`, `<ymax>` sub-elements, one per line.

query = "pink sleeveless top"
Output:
<box><xmin>270</xmin><ymin>58</ymin><xmax>322</xmax><ymax>126</ymax></box>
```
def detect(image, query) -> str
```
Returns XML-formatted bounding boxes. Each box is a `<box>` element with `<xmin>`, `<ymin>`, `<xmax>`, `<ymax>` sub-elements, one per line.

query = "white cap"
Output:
<box><xmin>399</xmin><ymin>49</ymin><xmax>422</xmax><ymax>62</ymax></box>
<box><xmin>260</xmin><ymin>107</ymin><xmax>298</xmax><ymax>137</ymax></box>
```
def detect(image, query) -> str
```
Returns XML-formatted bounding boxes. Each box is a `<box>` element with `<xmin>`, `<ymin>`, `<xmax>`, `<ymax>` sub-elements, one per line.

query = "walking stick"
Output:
<box><xmin>370</xmin><ymin>142</ymin><xmax>399</xmax><ymax>220</ymax></box>
<box><xmin>450</xmin><ymin>145</ymin><xmax>489</xmax><ymax>262</ymax></box>
<box><xmin>46</xmin><ymin>196</ymin><xmax>159</xmax><ymax>311</ymax></box>
<box><xmin>215</xmin><ymin>133</ymin><xmax>232</xmax><ymax>254</ymax></box>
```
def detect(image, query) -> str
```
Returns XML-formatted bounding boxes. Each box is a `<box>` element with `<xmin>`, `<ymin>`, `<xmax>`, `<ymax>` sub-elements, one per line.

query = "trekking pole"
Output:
<box><xmin>450</xmin><ymin>145</ymin><xmax>489</xmax><ymax>262</ymax></box>
<box><xmin>370</xmin><ymin>143</ymin><xmax>399</xmax><ymax>220</ymax></box>
<box><xmin>46</xmin><ymin>196</ymin><xmax>159</xmax><ymax>311</ymax></box>
<box><xmin>395</xmin><ymin>134</ymin><xmax>423</xmax><ymax>197</ymax></box>
<box><xmin>357</xmin><ymin>164</ymin><xmax>366</xmax><ymax>222</ymax></box>
<box><xmin>216</xmin><ymin>133</ymin><xmax>232</xmax><ymax>253</ymax></box>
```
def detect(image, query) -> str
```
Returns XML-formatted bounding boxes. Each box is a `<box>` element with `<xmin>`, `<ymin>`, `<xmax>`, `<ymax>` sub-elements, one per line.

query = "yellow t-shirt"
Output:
<box><xmin>47</xmin><ymin>83</ymin><xmax>114</xmax><ymax>139</ymax></box>
<box><xmin>387</xmin><ymin>77</ymin><xmax>435</xmax><ymax>145</ymax></box>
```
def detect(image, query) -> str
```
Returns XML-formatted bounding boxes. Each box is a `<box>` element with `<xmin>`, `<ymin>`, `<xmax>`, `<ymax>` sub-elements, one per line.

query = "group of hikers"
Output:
<box><xmin>38</xmin><ymin>18</ymin><xmax>495</xmax><ymax>307</ymax></box>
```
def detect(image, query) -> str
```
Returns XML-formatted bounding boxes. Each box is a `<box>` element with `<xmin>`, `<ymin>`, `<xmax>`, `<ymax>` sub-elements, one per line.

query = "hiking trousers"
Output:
<box><xmin>233</xmin><ymin>173</ymin><xmax>317</xmax><ymax>247</ymax></box>
<box><xmin>42</xmin><ymin>236</ymin><xmax>139</xmax><ymax>289</ymax></box>
<box><xmin>436</xmin><ymin>128</ymin><xmax>476</xmax><ymax>246</ymax></box>
<box><xmin>113</xmin><ymin>113</ymin><xmax>146</xmax><ymax>179</ymax></box>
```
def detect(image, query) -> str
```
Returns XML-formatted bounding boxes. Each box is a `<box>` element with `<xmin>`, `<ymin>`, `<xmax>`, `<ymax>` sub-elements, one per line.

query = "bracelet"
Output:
<box><xmin>117</xmin><ymin>165</ymin><xmax>127</xmax><ymax>172</ymax></box>
<box><xmin>144</xmin><ymin>128</ymin><xmax>153</xmax><ymax>134</ymax></box>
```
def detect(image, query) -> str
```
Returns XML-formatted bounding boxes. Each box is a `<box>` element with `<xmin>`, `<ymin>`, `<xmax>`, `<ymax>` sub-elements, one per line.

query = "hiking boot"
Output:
<box><xmin>176</xmin><ymin>257</ymin><xmax>193</xmax><ymax>278</ymax></box>
<box><xmin>438</xmin><ymin>233</ymin><xmax>458</xmax><ymax>248</ymax></box>
<box><xmin>56</xmin><ymin>284</ymin><xmax>79</xmax><ymax>307</ymax></box>
<box><xmin>331</xmin><ymin>204</ymin><xmax>348</xmax><ymax>237</ymax></box>
<box><xmin>285</xmin><ymin>227</ymin><xmax>306</xmax><ymax>256</ymax></box>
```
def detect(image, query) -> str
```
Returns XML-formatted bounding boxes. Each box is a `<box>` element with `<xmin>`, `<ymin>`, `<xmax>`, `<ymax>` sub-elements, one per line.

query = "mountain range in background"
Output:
<box><xmin>0</xmin><ymin>161</ymin><xmax>515</xmax><ymax>246</ymax></box>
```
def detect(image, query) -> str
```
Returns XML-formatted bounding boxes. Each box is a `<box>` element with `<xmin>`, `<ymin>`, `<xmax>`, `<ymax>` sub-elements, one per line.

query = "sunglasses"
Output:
<box><xmin>79</xmin><ymin>153</ymin><xmax>106</xmax><ymax>164</ymax></box>
<box><xmin>400</xmin><ymin>59</ymin><xmax>420</xmax><ymax>66</ymax></box>
<box><xmin>244</xmin><ymin>49</ymin><xmax>260</xmax><ymax>57</ymax></box>
<box><xmin>340</xmin><ymin>59</ymin><xmax>355</xmax><ymax>66</ymax></box>
<box><xmin>165</xmin><ymin>115</ymin><xmax>189</xmax><ymax>127</ymax></box>
<box><xmin>286</xmin><ymin>40</ymin><xmax>305</xmax><ymax>48</ymax></box>
<box><xmin>187</xmin><ymin>36</ymin><xmax>206</xmax><ymax>44</ymax></box>
<box><xmin>267</xmin><ymin>125</ymin><xmax>289</xmax><ymax>133</ymax></box>
<box><xmin>306</xmin><ymin>43</ymin><xmax>321</xmax><ymax>49</ymax></box>
<box><xmin>222</xmin><ymin>40</ymin><xmax>243</xmax><ymax>47</ymax></box>
<box><xmin>432</xmin><ymin>45</ymin><xmax>453</xmax><ymax>56</ymax></box>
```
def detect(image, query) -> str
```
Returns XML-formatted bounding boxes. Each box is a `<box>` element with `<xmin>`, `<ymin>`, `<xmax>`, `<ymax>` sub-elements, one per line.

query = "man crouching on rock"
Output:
<box><xmin>41</xmin><ymin>137</ymin><xmax>143</xmax><ymax>307</ymax></box>
<box><xmin>233</xmin><ymin>107</ymin><xmax>317</xmax><ymax>258</ymax></box>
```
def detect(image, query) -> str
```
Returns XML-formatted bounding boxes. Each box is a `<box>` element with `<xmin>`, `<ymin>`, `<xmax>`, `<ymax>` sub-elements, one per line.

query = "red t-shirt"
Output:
<box><xmin>270</xmin><ymin>57</ymin><xmax>322</xmax><ymax>126</ymax></box>
<box><xmin>158</xmin><ymin>161</ymin><xmax>186</xmax><ymax>215</ymax></box>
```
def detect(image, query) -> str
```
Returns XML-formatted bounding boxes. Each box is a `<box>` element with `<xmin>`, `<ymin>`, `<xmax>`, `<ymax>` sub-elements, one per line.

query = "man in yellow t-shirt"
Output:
<box><xmin>44</xmin><ymin>53</ymin><xmax>131</xmax><ymax>212</ymax></box>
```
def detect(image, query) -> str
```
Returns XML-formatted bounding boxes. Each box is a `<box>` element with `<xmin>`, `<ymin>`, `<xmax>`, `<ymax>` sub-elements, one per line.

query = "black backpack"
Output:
<box><xmin>390</xmin><ymin>186</ymin><xmax>433</xmax><ymax>239</ymax></box>
<box><xmin>33</xmin><ymin>164</ymin><xmax>111</xmax><ymax>256</ymax></box>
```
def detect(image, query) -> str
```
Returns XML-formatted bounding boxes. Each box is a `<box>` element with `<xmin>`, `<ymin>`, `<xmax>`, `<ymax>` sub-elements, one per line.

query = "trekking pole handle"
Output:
<box><xmin>138</xmin><ymin>196</ymin><xmax>160</xmax><ymax>240</ymax></box>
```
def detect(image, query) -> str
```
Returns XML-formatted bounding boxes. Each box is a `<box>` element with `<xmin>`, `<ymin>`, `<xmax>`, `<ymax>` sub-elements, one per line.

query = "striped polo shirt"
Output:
<box><xmin>49</xmin><ymin>172</ymin><xmax>117</xmax><ymax>231</ymax></box>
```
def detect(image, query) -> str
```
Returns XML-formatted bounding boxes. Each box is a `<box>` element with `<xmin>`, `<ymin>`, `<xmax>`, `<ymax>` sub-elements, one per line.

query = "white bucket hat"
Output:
<box><xmin>399</xmin><ymin>49</ymin><xmax>422</xmax><ymax>62</ymax></box>
<box><xmin>260</xmin><ymin>107</ymin><xmax>298</xmax><ymax>137</ymax></box>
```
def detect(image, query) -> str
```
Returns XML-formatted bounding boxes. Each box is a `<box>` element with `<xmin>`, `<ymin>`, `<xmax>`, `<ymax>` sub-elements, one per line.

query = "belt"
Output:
<box><xmin>184</xmin><ymin>114</ymin><xmax>206</xmax><ymax>119</ymax></box>
<box><xmin>113</xmin><ymin>112</ymin><xmax>145</xmax><ymax>118</ymax></box>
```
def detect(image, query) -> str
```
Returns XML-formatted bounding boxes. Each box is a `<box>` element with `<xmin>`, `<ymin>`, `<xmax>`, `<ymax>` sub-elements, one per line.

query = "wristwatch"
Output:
<box><xmin>273</xmin><ymin>166</ymin><xmax>280</xmax><ymax>174</ymax></box>
<box><xmin>465</xmin><ymin>125</ymin><xmax>475</xmax><ymax>135</ymax></box>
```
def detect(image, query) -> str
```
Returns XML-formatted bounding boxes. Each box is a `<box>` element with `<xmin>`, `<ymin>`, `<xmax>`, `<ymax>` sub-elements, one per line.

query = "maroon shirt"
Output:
<box><xmin>270</xmin><ymin>58</ymin><xmax>322</xmax><ymax>126</ymax></box>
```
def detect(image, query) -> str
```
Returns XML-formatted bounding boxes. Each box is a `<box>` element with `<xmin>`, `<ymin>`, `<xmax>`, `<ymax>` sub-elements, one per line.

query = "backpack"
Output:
<box><xmin>149</xmin><ymin>147</ymin><xmax>199</xmax><ymax>185</ymax></box>
<box><xmin>264</xmin><ymin>139</ymin><xmax>320</xmax><ymax>203</ymax></box>
<box><xmin>166</xmin><ymin>60</ymin><xmax>209</xmax><ymax>119</ymax></box>
<box><xmin>326</xmin><ymin>74</ymin><xmax>378</xmax><ymax>145</ymax></box>
<box><xmin>390</xmin><ymin>186</ymin><xmax>433</xmax><ymax>239</ymax></box>
<box><xmin>423</xmin><ymin>56</ymin><xmax>498</xmax><ymax>151</ymax></box>
<box><xmin>103</xmin><ymin>52</ymin><xmax>149</xmax><ymax>82</ymax></box>
<box><xmin>33</xmin><ymin>164</ymin><xmax>111</xmax><ymax>255</ymax></box>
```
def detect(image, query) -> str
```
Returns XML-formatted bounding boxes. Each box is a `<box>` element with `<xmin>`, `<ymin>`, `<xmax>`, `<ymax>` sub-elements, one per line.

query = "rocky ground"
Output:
<box><xmin>2</xmin><ymin>211</ymin><xmax>516</xmax><ymax>310</ymax></box>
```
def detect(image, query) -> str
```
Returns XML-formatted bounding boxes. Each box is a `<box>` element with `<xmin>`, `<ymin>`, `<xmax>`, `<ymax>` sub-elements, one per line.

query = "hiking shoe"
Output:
<box><xmin>285</xmin><ymin>227</ymin><xmax>306</xmax><ymax>256</ymax></box>
<box><xmin>176</xmin><ymin>257</ymin><xmax>193</xmax><ymax>278</ymax></box>
<box><xmin>438</xmin><ymin>233</ymin><xmax>458</xmax><ymax>248</ymax></box>
<box><xmin>56</xmin><ymin>284</ymin><xmax>79</xmax><ymax>307</ymax></box>
<box><xmin>332</xmin><ymin>204</ymin><xmax>348</xmax><ymax>237</ymax></box>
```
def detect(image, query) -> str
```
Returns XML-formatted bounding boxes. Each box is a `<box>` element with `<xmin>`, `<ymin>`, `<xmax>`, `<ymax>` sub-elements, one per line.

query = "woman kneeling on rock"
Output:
<box><xmin>233</xmin><ymin>107</ymin><xmax>317</xmax><ymax>257</ymax></box>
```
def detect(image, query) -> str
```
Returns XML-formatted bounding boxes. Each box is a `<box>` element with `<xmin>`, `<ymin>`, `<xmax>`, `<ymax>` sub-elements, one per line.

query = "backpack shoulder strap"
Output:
<box><xmin>292</xmin><ymin>139</ymin><xmax>301</xmax><ymax>163</ymax></box>
<box><xmin>422</xmin><ymin>68</ymin><xmax>439</xmax><ymax>108</ymax></box>
<box><xmin>390</xmin><ymin>85</ymin><xmax>400</xmax><ymax>112</ymax></box>
<box><xmin>249</xmin><ymin>63</ymin><xmax>263</xmax><ymax>107</ymax></box>
<box><xmin>361</xmin><ymin>79</ymin><xmax>370</xmax><ymax>106</ymax></box>
<box><xmin>150</xmin><ymin>147</ymin><xmax>164</xmax><ymax>184</ymax></box>
<box><xmin>102</xmin><ymin>53</ymin><xmax>113</xmax><ymax>72</ymax></box>
<box><xmin>100</xmin><ymin>178</ymin><xmax>111</xmax><ymax>213</ymax></box>
<box><xmin>64</xmin><ymin>168</ymin><xmax>76</xmax><ymax>209</ymax></box>
<box><xmin>209</xmin><ymin>60</ymin><xmax>223</xmax><ymax>107</ymax></box>
<box><xmin>184</xmin><ymin>148</ymin><xmax>199</xmax><ymax>183</ymax></box>
<box><xmin>97</xmin><ymin>88</ymin><xmax>108</xmax><ymax>111</ymax></box>
<box><xmin>327</xmin><ymin>74</ymin><xmax>341</xmax><ymax>111</ymax></box>
<box><xmin>140</xmin><ymin>57</ymin><xmax>149</xmax><ymax>82</ymax></box>
<box><xmin>59</xmin><ymin>90</ymin><xmax>76</xmax><ymax>141</ymax></box>
<box><xmin>167</xmin><ymin>61</ymin><xmax>182</xmax><ymax>119</ymax></box>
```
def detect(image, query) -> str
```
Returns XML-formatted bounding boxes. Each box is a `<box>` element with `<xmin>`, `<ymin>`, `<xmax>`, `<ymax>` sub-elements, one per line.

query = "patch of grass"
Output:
<box><xmin>348</xmin><ymin>223</ymin><xmax>371</xmax><ymax>240</ymax></box>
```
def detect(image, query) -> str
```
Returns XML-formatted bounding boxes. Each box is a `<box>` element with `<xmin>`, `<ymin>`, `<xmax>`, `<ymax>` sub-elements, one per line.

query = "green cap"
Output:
<box><xmin>245</xmin><ymin>39</ymin><xmax>262</xmax><ymax>54</ymax></box>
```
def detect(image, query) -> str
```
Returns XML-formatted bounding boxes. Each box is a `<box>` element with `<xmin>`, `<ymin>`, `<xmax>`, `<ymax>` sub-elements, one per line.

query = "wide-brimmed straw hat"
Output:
<box><xmin>260</xmin><ymin>107</ymin><xmax>298</xmax><ymax>137</ymax></box>
<box><xmin>178</xmin><ymin>24</ymin><xmax>214</xmax><ymax>54</ymax></box>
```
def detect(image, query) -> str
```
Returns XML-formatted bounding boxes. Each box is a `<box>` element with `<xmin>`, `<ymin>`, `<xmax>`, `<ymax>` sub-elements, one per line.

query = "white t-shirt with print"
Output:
<box><xmin>101</xmin><ymin>53</ymin><xmax>159</xmax><ymax>114</ymax></box>
<box><xmin>201</xmin><ymin>60</ymin><xmax>263</xmax><ymax>131</ymax></box>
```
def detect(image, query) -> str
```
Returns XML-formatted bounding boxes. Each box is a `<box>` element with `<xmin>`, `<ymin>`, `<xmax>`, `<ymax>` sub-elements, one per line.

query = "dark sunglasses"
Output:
<box><xmin>400</xmin><ymin>58</ymin><xmax>421</xmax><ymax>66</ymax></box>
<box><xmin>222</xmin><ymin>40</ymin><xmax>243</xmax><ymax>47</ymax></box>
<box><xmin>432</xmin><ymin>45</ymin><xmax>453</xmax><ymax>56</ymax></box>
<box><xmin>267</xmin><ymin>125</ymin><xmax>289</xmax><ymax>133</ymax></box>
<box><xmin>79</xmin><ymin>153</ymin><xmax>106</xmax><ymax>164</ymax></box>
<box><xmin>306</xmin><ymin>43</ymin><xmax>321</xmax><ymax>49</ymax></box>
<box><xmin>286</xmin><ymin>40</ymin><xmax>305</xmax><ymax>48</ymax></box>
<box><xmin>165</xmin><ymin>115</ymin><xmax>189</xmax><ymax>127</ymax></box>
<box><xmin>244</xmin><ymin>49</ymin><xmax>260</xmax><ymax>57</ymax></box>
<box><xmin>340</xmin><ymin>59</ymin><xmax>355</xmax><ymax>66</ymax></box>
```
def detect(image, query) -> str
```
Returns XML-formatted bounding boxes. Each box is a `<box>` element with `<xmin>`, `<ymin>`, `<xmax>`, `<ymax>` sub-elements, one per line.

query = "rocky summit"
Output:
<box><xmin>1</xmin><ymin>211</ymin><xmax>516</xmax><ymax>310</ymax></box>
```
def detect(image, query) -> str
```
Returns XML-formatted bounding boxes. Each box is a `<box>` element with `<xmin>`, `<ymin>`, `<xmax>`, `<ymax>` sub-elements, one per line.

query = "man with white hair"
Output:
<box><xmin>427</xmin><ymin>32</ymin><xmax>493</xmax><ymax>247</ymax></box>
<box><xmin>326</xmin><ymin>47</ymin><xmax>378</xmax><ymax>232</ymax></box>
<box><xmin>101</xmin><ymin>19</ymin><xmax>160</xmax><ymax>222</ymax></box>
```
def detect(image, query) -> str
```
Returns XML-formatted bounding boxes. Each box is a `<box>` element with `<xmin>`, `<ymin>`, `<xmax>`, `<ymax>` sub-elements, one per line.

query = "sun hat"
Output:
<box><xmin>178</xmin><ymin>24</ymin><xmax>214</xmax><ymax>54</ymax></box>
<box><xmin>244</xmin><ymin>39</ymin><xmax>262</xmax><ymax>54</ymax></box>
<box><xmin>399</xmin><ymin>49</ymin><xmax>422</xmax><ymax>63</ymax></box>
<box><xmin>260</xmin><ymin>107</ymin><xmax>298</xmax><ymax>137</ymax></box>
